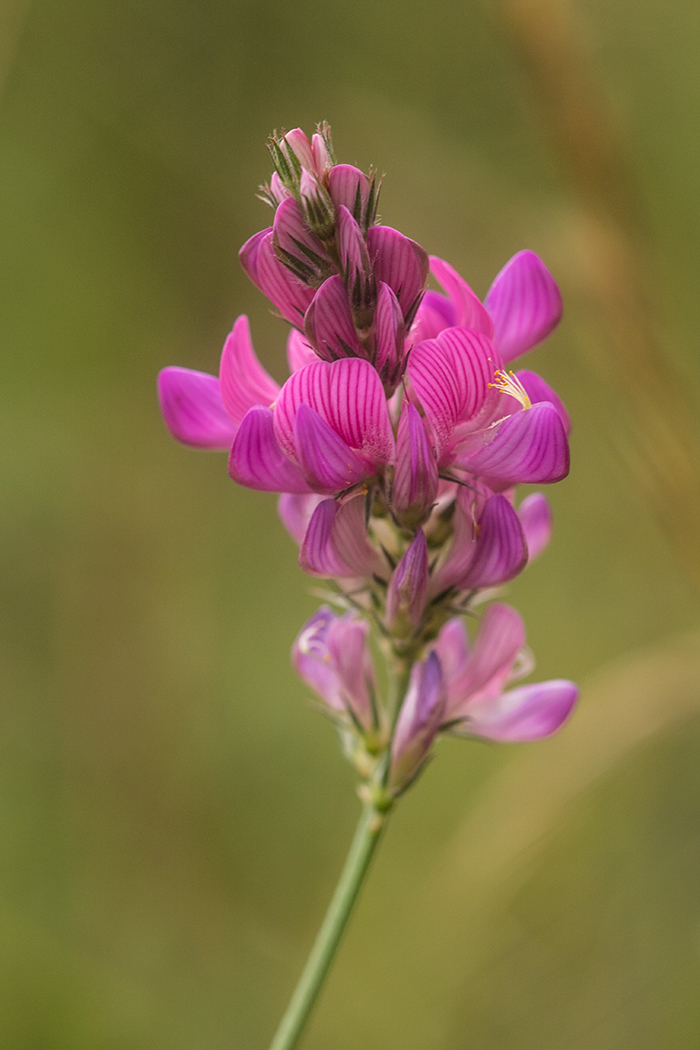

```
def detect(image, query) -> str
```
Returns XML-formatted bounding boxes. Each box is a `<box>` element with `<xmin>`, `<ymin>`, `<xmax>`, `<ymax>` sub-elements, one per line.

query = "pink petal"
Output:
<box><xmin>518</xmin><ymin>492</ymin><xmax>553</xmax><ymax>561</ymax></box>
<box><xmin>367</xmin><ymin>226</ymin><xmax>429</xmax><ymax>326</ymax></box>
<box><xmin>292</xmin><ymin>608</ymin><xmax>345</xmax><ymax>712</ymax></box>
<box><xmin>326</xmin><ymin>616</ymin><xmax>376</xmax><ymax>728</ymax></box>
<box><xmin>392</xmin><ymin>400</ymin><xmax>439</xmax><ymax>527</ymax></box>
<box><xmin>390</xmin><ymin>653</ymin><xmax>446</xmax><ymax>790</ymax></box>
<box><xmin>311</xmin><ymin>133</ymin><xmax>332</xmax><ymax>179</ymax></box>
<box><xmin>228</xmin><ymin>405</ymin><xmax>311</xmax><ymax>493</ymax></box>
<box><xmin>283</xmin><ymin>128</ymin><xmax>314</xmax><ymax>171</ymax></box>
<box><xmin>299</xmin><ymin>494</ymin><xmax>384</xmax><ymax>578</ymax></box>
<box><xmin>374</xmin><ymin>281</ymin><xmax>405</xmax><ymax>383</ymax></box>
<box><xmin>328</xmin><ymin>164</ymin><xmax>372</xmax><ymax>230</ymax></box>
<box><xmin>286</xmin><ymin>328</ymin><xmax>318</xmax><ymax>372</ymax></box>
<box><xmin>239</xmin><ymin>229</ymin><xmax>315</xmax><ymax>327</ymax></box>
<box><xmin>303</xmin><ymin>275</ymin><xmax>364</xmax><ymax>361</ymax></box>
<box><xmin>294</xmin><ymin>404</ymin><xmax>368</xmax><ymax>494</ymax></box>
<box><xmin>464</xmin><ymin>402</ymin><xmax>570</xmax><ymax>485</ymax></box>
<box><xmin>273</xmin><ymin>197</ymin><xmax>332</xmax><ymax>284</ymax></box>
<box><xmin>444</xmin><ymin>603</ymin><xmax>526</xmax><ymax>719</ymax></box>
<box><xmin>278</xmin><ymin>492</ymin><xmax>325</xmax><ymax>544</ymax></box>
<box><xmin>459</xmin><ymin>494</ymin><xmax>528</xmax><ymax>590</ymax></box>
<box><xmin>429</xmin><ymin>256</ymin><xmax>494</xmax><ymax>337</ymax></box>
<box><xmin>434</xmin><ymin>618</ymin><xmax>471</xmax><ymax>686</ymax></box>
<box><xmin>410</xmin><ymin>290</ymin><xmax>456</xmax><ymax>344</ymax></box>
<box><xmin>157</xmin><ymin>367</ymin><xmax>236</xmax><ymax>450</ymax></box>
<box><xmin>485</xmin><ymin>250</ymin><xmax>563</xmax><ymax>363</ymax></box>
<box><xmin>386</xmin><ymin>529</ymin><xmax>429</xmax><ymax>630</ymax></box>
<box><xmin>460</xmin><ymin>679</ymin><xmax>579</xmax><ymax>742</ymax></box>
<box><xmin>407</xmin><ymin>327</ymin><xmax>500</xmax><ymax>460</ymax></box>
<box><xmin>218</xmin><ymin>315</ymin><xmax>280</xmax><ymax>426</ymax></box>
<box><xmin>274</xmin><ymin>358</ymin><xmax>395</xmax><ymax>468</ymax></box>
<box><xmin>516</xmin><ymin>370</ymin><xmax>571</xmax><ymax>434</ymax></box>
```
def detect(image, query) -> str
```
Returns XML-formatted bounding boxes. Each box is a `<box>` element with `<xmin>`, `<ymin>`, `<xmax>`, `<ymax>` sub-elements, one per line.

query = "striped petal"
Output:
<box><xmin>464</xmin><ymin>402</ymin><xmax>570</xmax><ymax>484</ymax></box>
<box><xmin>303</xmin><ymin>275</ymin><xmax>364</xmax><ymax>361</ymax></box>
<box><xmin>407</xmin><ymin>327</ymin><xmax>500</xmax><ymax>460</ymax></box>
<box><xmin>410</xmin><ymin>290</ymin><xmax>456</xmax><ymax>344</ymax></box>
<box><xmin>277</xmin><ymin>492</ymin><xmax>325</xmax><ymax>544</ymax></box>
<box><xmin>157</xmin><ymin>367</ymin><xmax>235</xmax><ymax>450</ymax></box>
<box><xmin>429</xmin><ymin>256</ymin><xmax>494</xmax><ymax>337</ymax></box>
<box><xmin>485</xmin><ymin>250</ymin><xmax>563</xmax><ymax>363</ymax></box>
<box><xmin>367</xmin><ymin>225</ymin><xmax>429</xmax><ymax>327</ymax></box>
<box><xmin>294</xmin><ymin>404</ymin><xmax>368</xmax><ymax>494</ymax></box>
<box><xmin>274</xmin><ymin>358</ymin><xmax>394</xmax><ymax>468</ymax></box>
<box><xmin>517</xmin><ymin>369</ymin><xmax>571</xmax><ymax>434</ymax></box>
<box><xmin>442</xmin><ymin>603</ymin><xmax>526</xmax><ymax>719</ymax></box>
<box><xmin>459</xmin><ymin>494</ymin><xmax>528</xmax><ymax>590</ymax></box>
<box><xmin>299</xmin><ymin>494</ymin><xmax>384</xmax><ymax>578</ymax></box>
<box><xmin>218</xmin><ymin>316</ymin><xmax>280</xmax><ymax>426</ymax></box>
<box><xmin>228</xmin><ymin>405</ymin><xmax>311</xmax><ymax>493</ymax></box>
<box><xmin>239</xmin><ymin>228</ymin><xmax>315</xmax><ymax>327</ymax></box>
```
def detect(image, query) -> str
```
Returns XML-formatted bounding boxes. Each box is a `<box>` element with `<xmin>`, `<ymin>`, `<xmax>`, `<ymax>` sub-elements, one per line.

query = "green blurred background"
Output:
<box><xmin>1</xmin><ymin>0</ymin><xmax>700</xmax><ymax>1046</ymax></box>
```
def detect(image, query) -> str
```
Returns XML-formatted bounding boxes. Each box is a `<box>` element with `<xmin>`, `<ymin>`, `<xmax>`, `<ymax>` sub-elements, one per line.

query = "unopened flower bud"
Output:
<box><xmin>328</xmin><ymin>164</ymin><xmax>381</xmax><ymax>235</ymax></box>
<box><xmin>386</xmin><ymin>529</ymin><xmax>429</xmax><ymax>637</ymax></box>
<box><xmin>273</xmin><ymin>197</ymin><xmax>333</xmax><ymax>287</ymax></box>
<box><xmin>299</xmin><ymin>168</ymin><xmax>335</xmax><ymax>242</ymax></box>
<box><xmin>389</xmin><ymin>652</ymin><xmax>445</xmax><ymax>792</ymax></box>
<box><xmin>392</xmin><ymin>402</ymin><xmax>438</xmax><ymax>528</ymax></box>
<box><xmin>336</xmin><ymin>206</ymin><xmax>376</xmax><ymax>337</ymax></box>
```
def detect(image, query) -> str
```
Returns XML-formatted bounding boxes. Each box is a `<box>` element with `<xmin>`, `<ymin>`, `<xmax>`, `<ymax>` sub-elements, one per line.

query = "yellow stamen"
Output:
<box><xmin>488</xmin><ymin>369</ymin><xmax>532</xmax><ymax>409</ymax></box>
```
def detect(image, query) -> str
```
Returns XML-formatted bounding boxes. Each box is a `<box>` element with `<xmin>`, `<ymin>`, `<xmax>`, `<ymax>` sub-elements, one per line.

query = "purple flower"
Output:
<box><xmin>292</xmin><ymin>607</ymin><xmax>377</xmax><ymax>731</ymax></box>
<box><xmin>386</xmin><ymin>529</ymin><xmax>430</xmax><ymax>635</ymax></box>
<box><xmin>389</xmin><ymin>652</ymin><xmax>446</xmax><ymax>791</ymax></box>
<box><xmin>434</xmin><ymin>603</ymin><xmax>578</xmax><ymax>741</ymax></box>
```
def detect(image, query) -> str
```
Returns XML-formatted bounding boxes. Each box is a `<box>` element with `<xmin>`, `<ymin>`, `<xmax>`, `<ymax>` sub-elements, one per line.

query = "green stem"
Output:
<box><xmin>268</xmin><ymin>802</ymin><xmax>387</xmax><ymax>1050</ymax></box>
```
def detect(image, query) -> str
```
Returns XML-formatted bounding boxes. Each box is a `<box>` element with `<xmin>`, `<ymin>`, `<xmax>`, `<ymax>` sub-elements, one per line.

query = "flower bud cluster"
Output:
<box><xmin>157</xmin><ymin>124</ymin><xmax>579</xmax><ymax>805</ymax></box>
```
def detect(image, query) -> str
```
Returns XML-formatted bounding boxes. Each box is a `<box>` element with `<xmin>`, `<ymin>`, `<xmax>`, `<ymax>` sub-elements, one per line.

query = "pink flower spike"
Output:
<box><xmin>367</xmin><ymin>225</ymin><xmax>429</xmax><ymax>327</ymax></box>
<box><xmin>303</xmin><ymin>275</ymin><xmax>365</xmax><ymax>362</ymax></box>
<box><xmin>392</xmin><ymin>401</ymin><xmax>438</xmax><ymax>528</ymax></box>
<box><xmin>459</xmin><ymin>493</ymin><xmax>528</xmax><ymax>590</ymax></box>
<box><xmin>294</xmin><ymin>403</ymin><xmax>368</xmax><ymax>494</ymax></box>
<box><xmin>390</xmin><ymin>653</ymin><xmax>446</xmax><ymax>791</ymax></box>
<box><xmin>273</xmin><ymin>196</ymin><xmax>332</xmax><ymax>285</ymax></box>
<box><xmin>300</xmin><ymin>494</ymin><xmax>384</xmax><ymax>579</ymax></box>
<box><xmin>287</xmin><ymin>327</ymin><xmax>318</xmax><ymax>371</ymax></box>
<box><xmin>239</xmin><ymin>229</ymin><xmax>315</xmax><ymax>327</ymax></box>
<box><xmin>464</xmin><ymin>402</ymin><xmax>570</xmax><ymax>485</ymax></box>
<box><xmin>328</xmin><ymin>164</ymin><xmax>372</xmax><ymax>232</ymax></box>
<box><xmin>229</xmin><ymin>405</ymin><xmax>312</xmax><ymax>493</ymax></box>
<box><xmin>460</xmin><ymin>679</ymin><xmax>579</xmax><ymax>742</ymax></box>
<box><xmin>407</xmin><ymin>327</ymin><xmax>500</xmax><ymax>461</ymax></box>
<box><xmin>157</xmin><ymin>367</ymin><xmax>236</xmax><ymax>450</ymax></box>
<box><xmin>518</xmin><ymin>492</ymin><xmax>553</xmax><ymax>561</ymax></box>
<box><xmin>439</xmin><ymin>603</ymin><xmax>526</xmax><ymax>720</ymax></box>
<box><xmin>218</xmin><ymin>315</ymin><xmax>280</xmax><ymax>426</ymax></box>
<box><xmin>429</xmin><ymin>256</ymin><xmax>494</xmax><ymax>338</ymax></box>
<box><xmin>386</xmin><ymin>529</ymin><xmax>429</xmax><ymax>633</ymax></box>
<box><xmin>485</xmin><ymin>250</ymin><xmax>563</xmax><ymax>363</ymax></box>
<box><xmin>274</xmin><ymin>358</ymin><xmax>395</xmax><ymax>469</ymax></box>
<box><xmin>516</xmin><ymin>370</ymin><xmax>571</xmax><ymax>434</ymax></box>
<box><xmin>278</xmin><ymin>492</ymin><xmax>325</xmax><ymax>544</ymax></box>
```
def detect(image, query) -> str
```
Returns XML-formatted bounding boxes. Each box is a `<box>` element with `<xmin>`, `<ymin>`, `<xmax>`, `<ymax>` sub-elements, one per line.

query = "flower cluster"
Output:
<box><xmin>158</xmin><ymin>124</ymin><xmax>578</xmax><ymax>804</ymax></box>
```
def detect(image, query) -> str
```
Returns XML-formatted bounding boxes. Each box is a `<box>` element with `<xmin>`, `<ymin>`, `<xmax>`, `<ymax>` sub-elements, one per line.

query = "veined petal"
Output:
<box><xmin>299</xmin><ymin>494</ymin><xmax>384</xmax><ymax>578</ymax></box>
<box><xmin>386</xmin><ymin>529</ymin><xmax>429</xmax><ymax>631</ymax></box>
<box><xmin>518</xmin><ymin>492</ymin><xmax>553</xmax><ymax>561</ymax></box>
<box><xmin>239</xmin><ymin>229</ymin><xmax>314</xmax><ymax>327</ymax></box>
<box><xmin>229</xmin><ymin>405</ymin><xmax>311</xmax><ymax>493</ymax></box>
<box><xmin>304</xmin><ymin>275</ymin><xmax>364</xmax><ymax>361</ymax></box>
<box><xmin>392</xmin><ymin>401</ymin><xmax>438</xmax><ymax>527</ymax></box>
<box><xmin>286</xmin><ymin>328</ymin><xmax>318</xmax><ymax>372</ymax></box>
<box><xmin>465</xmin><ymin>402</ymin><xmax>570</xmax><ymax>484</ymax></box>
<box><xmin>326</xmin><ymin>616</ymin><xmax>376</xmax><ymax>729</ymax></box>
<box><xmin>157</xmin><ymin>367</ymin><xmax>236</xmax><ymax>450</ymax></box>
<box><xmin>458</xmin><ymin>679</ymin><xmax>579</xmax><ymax>742</ymax></box>
<box><xmin>429</xmin><ymin>256</ymin><xmax>494</xmax><ymax>337</ymax></box>
<box><xmin>328</xmin><ymin>164</ymin><xmax>372</xmax><ymax>231</ymax></box>
<box><xmin>278</xmin><ymin>492</ymin><xmax>325</xmax><ymax>544</ymax></box>
<box><xmin>407</xmin><ymin>327</ymin><xmax>499</xmax><ymax>460</ymax></box>
<box><xmin>374</xmin><ymin>281</ymin><xmax>405</xmax><ymax>382</ymax></box>
<box><xmin>294</xmin><ymin>404</ymin><xmax>368</xmax><ymax>493</ymax></box>
<box><xmin>459</xmin><ymin>494</ymin><xmax>528</xmax><ymax>590</ymax></box>
<box><xmin>485</xmin><ymin>250</ymin><xmax>563</xmax><ymax>363</ymax></box>
<box><xmin>218</xmin><ymin>315</ymin><xmax>280</xmax><ymax>426</ymax></box>
<box><xmin>443</xmin><ymin>603</ymin><xmax>526</xmax><ymax>719</ymax></box>
<box><xmin>516</xmin><ymin>370</ymin><xmax>571</xmax><ymax>434</ymax></box>
<box><xmin>410</xmin><ymin>290</ymin><xmax>456</xmax><ymax>344</ymax></box>
<box><xmin>273</xmin><ymin>197</ymin><xmax>332</xmax><ymax>284</ymax></box>
<box><xmin>274</xmin><ymin>358</ymin><xmax>395</xmax><ymax>468</ymax></box>
<box><xmin>367</xmin><ymin>225</ymin><xmax>429</xmax><ymax>327</ymax></box>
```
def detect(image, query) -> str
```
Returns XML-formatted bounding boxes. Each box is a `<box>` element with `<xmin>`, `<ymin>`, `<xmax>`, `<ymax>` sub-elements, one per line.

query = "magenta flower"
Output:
<box><xmin>434</xmin><ymin>603</ymin><xmax>578</xmax><ymax>741</ymax></box>
<box><xmin>389</xmin><ymin>652</ymin><xmax>446</xmax><ymax>792</ymax></box>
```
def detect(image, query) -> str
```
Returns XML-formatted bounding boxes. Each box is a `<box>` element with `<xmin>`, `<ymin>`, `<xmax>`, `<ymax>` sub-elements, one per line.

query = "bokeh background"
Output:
<box><xmin>2</xmin><ymin>0</ymin><xmax>700</xmax><ymax>1046</ymax></box>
